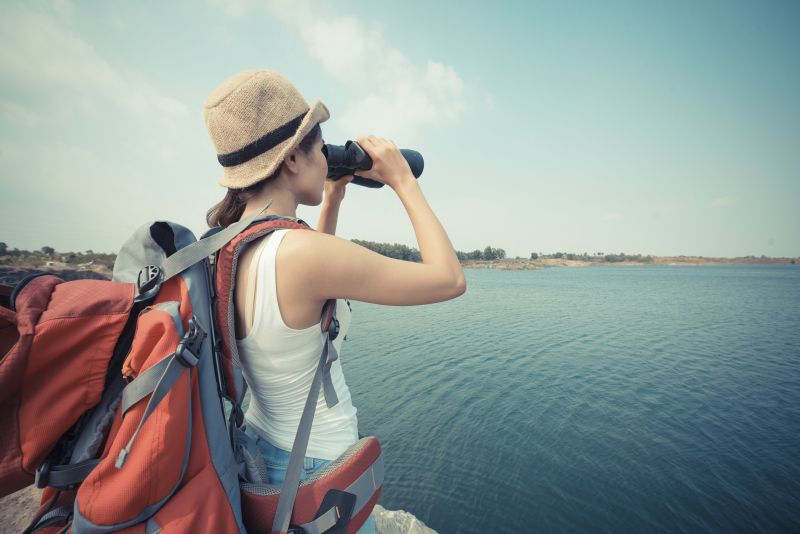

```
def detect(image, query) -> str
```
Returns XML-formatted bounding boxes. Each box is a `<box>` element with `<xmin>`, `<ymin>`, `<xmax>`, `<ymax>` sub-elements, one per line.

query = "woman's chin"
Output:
<box><xmin>300</xmin><ymin>192</ymin><xmax>324</xmax><ymax>206</ymax></box>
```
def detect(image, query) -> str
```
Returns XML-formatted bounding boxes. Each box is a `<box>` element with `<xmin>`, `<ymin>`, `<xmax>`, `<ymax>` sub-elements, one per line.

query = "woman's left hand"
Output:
<box><xmin>324</xmin><ymin>174</ymin><xmax>354</xmax><ymax>204</ymax></box>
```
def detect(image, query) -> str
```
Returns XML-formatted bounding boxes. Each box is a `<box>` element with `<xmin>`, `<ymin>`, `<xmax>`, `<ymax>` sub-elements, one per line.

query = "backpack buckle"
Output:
<box><xmin>175</xmin><ymin>316</ymin><xmax>206</xmax><ymax>367</ymax></box>
<box><xmin>137</xmin><ymin>265</ymin><xmax>162</xmax><ymax>297</ymax></box>
<box><xmin>328</xmin><ymin>317</ymin><xmax>339</xmax><ymax>341</ymax></box>
<box><xmin>34</xmin><ymin>459</ymin><xmax>51</xmax><ymax>489</ymax></box>
<box><xmin>232</xmin><ymin>402</ymin><xmax>244</xmax><ymax>427</ymax></box>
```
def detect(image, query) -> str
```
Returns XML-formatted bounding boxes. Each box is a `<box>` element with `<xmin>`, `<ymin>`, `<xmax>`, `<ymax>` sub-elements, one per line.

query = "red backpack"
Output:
<box><xmin>0</xmin><ymin>204</ymin><xmax>383</xmax><ymax>533</ymax></box>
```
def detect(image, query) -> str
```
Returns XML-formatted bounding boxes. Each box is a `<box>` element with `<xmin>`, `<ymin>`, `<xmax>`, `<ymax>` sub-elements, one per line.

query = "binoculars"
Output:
<box><xmin>322</xmin><ymin>141</ymin><xmax>424</xmax><ymax>188</ymax></box>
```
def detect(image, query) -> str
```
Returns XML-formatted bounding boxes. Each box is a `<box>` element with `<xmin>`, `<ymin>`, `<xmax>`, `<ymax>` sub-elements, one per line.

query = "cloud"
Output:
<box><xmin>332</xmin><ymin>59</ymin><xmax>466</xmax><ymax>141</ymax></box>
<box><xmin>599</xmin><ymin>212</ymin><xmax>623</xmax><ymax>221</ymax></box>
<box><xmin>0</xmin><ymin>138</ymin><xmax>146</xmax><ymax>204</ymax></box>
<box><xmin>210</xmin><ymin>0</ymin><xmax>469</xmax><ymax>141</ymax></box>
<box><xmin>0</xmin><ymin>99</ymin><xmax>42</xmax><ymax>128</ymax></box>
<box><xmin>0</xmin><ymin>1</ymin><xmax>201</xmax><ymax>253</ymax></box>
<box><xmin>0</xmin><ymin>3</ymin><xmax>187</xmax><ymax>129</ymax></box>
<box><xmin>711</xmin><ymin>195</ymin><xmax>735</xmax><ymax>208</ymax></box>
<box><xmin>207</xmin><ymin>0</ymin><xmax>259</xmax><ymax>20</ymax></box>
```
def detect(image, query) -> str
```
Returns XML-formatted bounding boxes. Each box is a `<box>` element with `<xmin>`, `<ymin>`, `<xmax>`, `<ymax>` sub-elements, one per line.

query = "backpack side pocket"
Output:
<box><xmin>75</xmin><ymin>300</ymin><xmax>196</xmax><ymax>530</ymax></box>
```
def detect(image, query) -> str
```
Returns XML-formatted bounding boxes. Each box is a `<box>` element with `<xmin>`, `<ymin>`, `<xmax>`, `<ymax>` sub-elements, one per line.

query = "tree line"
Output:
<box><xmin>2</xmin><ymin>240</ymin><xmax>509</xmax><ymax>267</ymax></box>
<box><xmin>2</xmin><ymin>240</ymin><xmax>658</xmax><ymax>267</ymax></box>
<box><xmin>0</xmin><ymin>242</ymin><xmax>116</xmax><ymax>267</ymax></box>
<box><xmin>351</xmin><ymin>240</ymin><xmax>507</xmax><ymax>262</ymax></box>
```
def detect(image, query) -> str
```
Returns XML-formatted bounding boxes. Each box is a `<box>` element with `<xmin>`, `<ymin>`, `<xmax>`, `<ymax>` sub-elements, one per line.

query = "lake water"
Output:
<box><xmin>339</xmin><ymin>265</ymin><xmax>800</xmax><ymax>533</ymax></box>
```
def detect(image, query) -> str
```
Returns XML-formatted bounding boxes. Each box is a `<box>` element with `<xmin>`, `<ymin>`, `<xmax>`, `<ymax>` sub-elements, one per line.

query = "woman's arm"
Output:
<box><xmin>316</xmin><ymin>175</ymin><xmax>354</xmax><ymax>235</ymax></box>
<box><xmin>316</xmin><ymin>198</ymin><xmax>341</xmax><ymax>235</ymax></box>
<box><xmin>288</xmin><ymin>136</ymin><xmax>466</xmax><ymax>306</ymax></box>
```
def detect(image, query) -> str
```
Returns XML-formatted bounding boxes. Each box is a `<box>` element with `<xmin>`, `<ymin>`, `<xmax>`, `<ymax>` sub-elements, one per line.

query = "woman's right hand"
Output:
<box><xmin>355</xmin><ymin>135</ymin><xmax>415</xmax><ymax>190</ymax></box>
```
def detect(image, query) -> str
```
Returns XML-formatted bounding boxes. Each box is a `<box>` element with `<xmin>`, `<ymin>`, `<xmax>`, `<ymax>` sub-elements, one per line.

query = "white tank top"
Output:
<box><xmin>236</xmin><ymin>228</ymin><xmax>359</xmax><ymax>460</ymax></box>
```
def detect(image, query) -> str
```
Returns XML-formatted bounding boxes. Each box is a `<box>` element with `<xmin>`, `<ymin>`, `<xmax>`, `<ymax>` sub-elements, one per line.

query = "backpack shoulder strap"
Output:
<box><xmin>137</xmin><ymin>200</ymin><xmax>279</xmax><ymax>299</ymax></box>
<box><xmin>214</xmin><ymin>214</ymin><xmax>317</xmax><ymax>403</ymax></box>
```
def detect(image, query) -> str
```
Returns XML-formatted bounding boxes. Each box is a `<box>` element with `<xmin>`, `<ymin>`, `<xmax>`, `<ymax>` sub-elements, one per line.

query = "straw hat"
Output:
<box><xmin>204</xmin><ymin>69</ymin><xmax>330</xmax><ymax>189</ymax></box>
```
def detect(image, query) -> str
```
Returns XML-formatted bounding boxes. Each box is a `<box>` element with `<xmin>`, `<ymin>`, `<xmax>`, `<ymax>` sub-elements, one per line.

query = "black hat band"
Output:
<box><xmin>217</xmin><ymin>112</ymin><xmax>306</xmax><ymax>168</ymax></box>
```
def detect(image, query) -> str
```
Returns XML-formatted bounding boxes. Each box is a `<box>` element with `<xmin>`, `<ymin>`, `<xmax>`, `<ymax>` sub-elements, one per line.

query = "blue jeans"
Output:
<box><xmin>244</xmin><ymin>426</ymin><xmax>377</xmax><ymax>534</ymax></box>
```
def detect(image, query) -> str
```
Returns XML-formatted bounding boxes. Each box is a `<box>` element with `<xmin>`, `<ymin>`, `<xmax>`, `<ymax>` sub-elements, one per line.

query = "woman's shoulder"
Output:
<box><xmin>276</xmin><ymin>227</ymin><xmax>335</xmax><ymax>262</ymax></box>
<box><xmin>273</xmin><ymin>226</ymin><xmax>331</xmax><ymax>267</ymax></box>
<box><xmin>272</xmin><ymin>228</ymin><xmax>333</xmax><ymax>329</ymax></box>
<box><xmin>256</xmin><ymin>226</ymin><xmax>309</xmax><ymax>255</ymax></box>
<box><xmin>275</xmin><ymin>228</ymin><xmax>353</xmax><ymax>295</ymax></box>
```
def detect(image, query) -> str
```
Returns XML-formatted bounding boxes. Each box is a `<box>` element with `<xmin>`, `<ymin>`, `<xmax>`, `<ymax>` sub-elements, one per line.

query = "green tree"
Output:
<box><xmin>0</xmin><ymin>242</ymin><xmax>7</xmax><ymax>255</ymax></box>
<box><xmin>530</xmin><ymin>252</ymin><xmax>538</xmax><ymax>260</ymax></box>
<box><xmin>350</xmin><ymin>239</ymin><xmax>422</xmax><ymax>262</ymax></box>
<box><xmin>41</xmin><ymin>246</ymin><xmax>55</xmax><ymax>255</ymax></box>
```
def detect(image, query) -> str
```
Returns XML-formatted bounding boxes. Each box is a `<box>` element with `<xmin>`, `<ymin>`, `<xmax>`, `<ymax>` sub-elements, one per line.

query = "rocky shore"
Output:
<box><xmin>0</xmin><ymin>486</ymin><xmax>436</xmax><ymax>533</ymax></box>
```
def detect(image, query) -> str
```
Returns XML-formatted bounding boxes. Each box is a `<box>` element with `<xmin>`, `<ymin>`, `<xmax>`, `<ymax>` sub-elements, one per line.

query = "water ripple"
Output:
<box><xmin>343</xmin><ymin>265</ymin><xmax>800</xmax><ymax>533</ymax></box>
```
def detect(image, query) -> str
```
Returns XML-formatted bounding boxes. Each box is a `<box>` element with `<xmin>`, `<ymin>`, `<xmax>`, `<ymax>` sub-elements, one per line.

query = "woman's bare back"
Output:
<box><xmin>234</xmin><ymin>230</ymin><xmax>327</xmax><ymax>340</ymax></box>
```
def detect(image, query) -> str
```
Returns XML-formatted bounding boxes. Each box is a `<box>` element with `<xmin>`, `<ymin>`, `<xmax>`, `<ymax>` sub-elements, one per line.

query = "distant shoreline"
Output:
<box><xmin>1</xmin><ymin>255</ymin><xmax>797</xmax><ymax>285</ymax></box>
<box><xmin>463</xmin><ymin>256</ymin><xmax>798</xmax><ymax>270</ymax></box>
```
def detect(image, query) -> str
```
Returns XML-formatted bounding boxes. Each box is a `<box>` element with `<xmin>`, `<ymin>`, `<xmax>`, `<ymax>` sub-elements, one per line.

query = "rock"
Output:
<box><xmin>0</xmin><ymin>485</ymin><xmax>41</xmax><ymax>532</ymax></box>
<box><xmin>373</xmin><ymin>504</ymin><xmax>437</xmax><ymax>533</ymax></box>
<box><xmin>1</xmin><ymin>488</ymin><xmax>436</xmax><ymax>533</ymax></box>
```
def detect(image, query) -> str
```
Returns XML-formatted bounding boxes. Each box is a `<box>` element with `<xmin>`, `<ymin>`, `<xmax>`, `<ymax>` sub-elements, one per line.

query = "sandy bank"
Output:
<box><xmin>462</xmin><ymin>256</ymin><xmax>798</xmax><ymax>270</ymax></box>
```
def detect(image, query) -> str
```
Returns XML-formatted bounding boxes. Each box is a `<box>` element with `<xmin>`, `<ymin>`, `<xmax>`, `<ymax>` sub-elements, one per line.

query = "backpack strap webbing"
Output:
<box><xmin>271</xmin><ymin>300</ymin><xmax>343</xmax><ymax>534</ymax></box>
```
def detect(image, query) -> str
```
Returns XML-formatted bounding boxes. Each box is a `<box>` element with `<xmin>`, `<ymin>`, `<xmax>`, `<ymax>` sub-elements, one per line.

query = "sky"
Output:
<box><xmin>1</xmin><ymin>0</ymin><xmax>798</xmax><ymax>258</ymax></box>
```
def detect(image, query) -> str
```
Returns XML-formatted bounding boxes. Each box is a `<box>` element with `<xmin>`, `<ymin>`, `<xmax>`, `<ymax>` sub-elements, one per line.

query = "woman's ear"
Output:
<box><xmin>283</xmin><ymin>149</ymin><xmax>300</xmax><ymax>175</ymax></box>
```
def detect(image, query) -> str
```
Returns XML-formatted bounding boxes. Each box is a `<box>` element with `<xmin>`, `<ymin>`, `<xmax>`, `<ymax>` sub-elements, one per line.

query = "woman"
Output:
<box><xmin>204</xmin><ymin>69</ymin><xmax>466</xmax><ymax>533</ymax></box>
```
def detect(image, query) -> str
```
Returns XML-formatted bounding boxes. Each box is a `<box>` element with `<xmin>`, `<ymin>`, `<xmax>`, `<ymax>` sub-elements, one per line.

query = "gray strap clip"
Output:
<box><xmin>175</xmin><ymin>316</ymin><xmax>206</xmax><ymax>368</ymax></box>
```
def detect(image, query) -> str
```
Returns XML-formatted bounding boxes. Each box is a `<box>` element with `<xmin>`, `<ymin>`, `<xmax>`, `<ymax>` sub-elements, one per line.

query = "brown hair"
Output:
<box><xmin>206</xmin><ymin>123</ymin><xmax>322</xmax><ymax>228</ymax></box>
